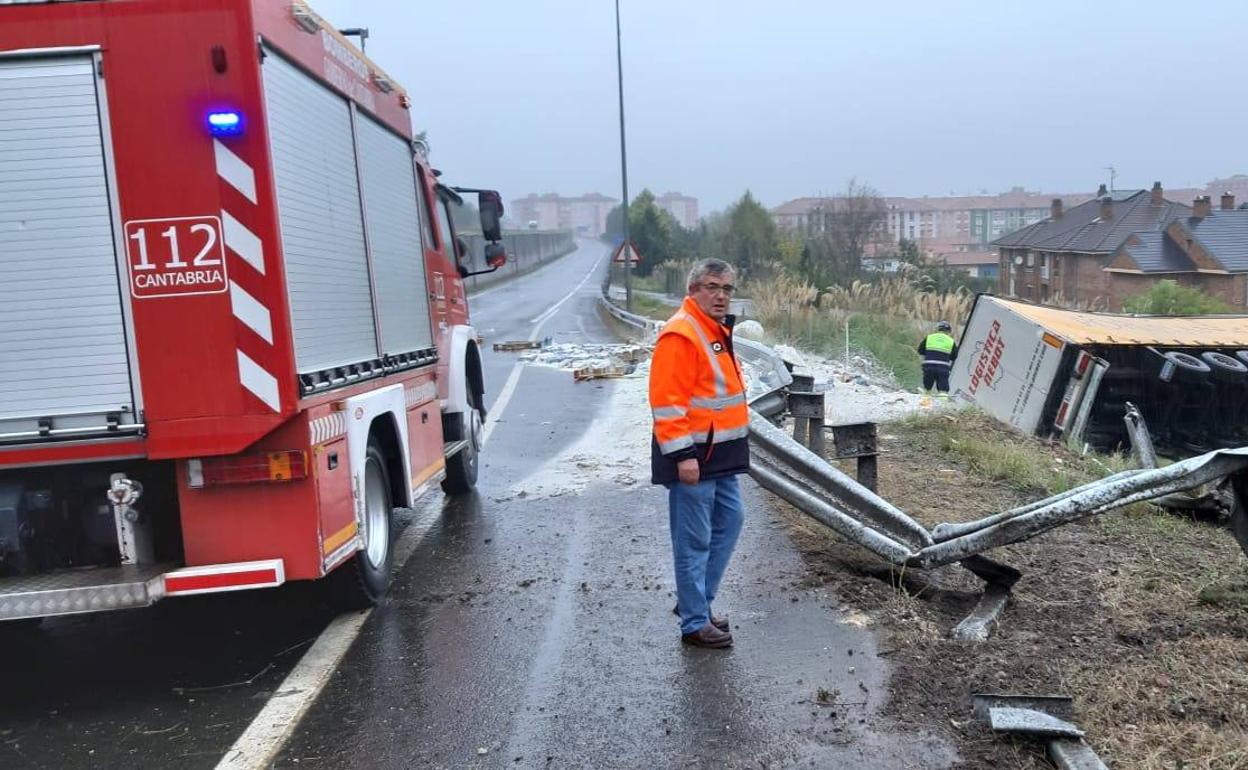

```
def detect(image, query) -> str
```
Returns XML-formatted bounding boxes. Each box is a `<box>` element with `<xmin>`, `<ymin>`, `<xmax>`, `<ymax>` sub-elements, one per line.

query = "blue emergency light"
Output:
<box><xmin>206</xmin><ymin>111</ymin><xmax>243</xmax><ymax>136</ymax></box>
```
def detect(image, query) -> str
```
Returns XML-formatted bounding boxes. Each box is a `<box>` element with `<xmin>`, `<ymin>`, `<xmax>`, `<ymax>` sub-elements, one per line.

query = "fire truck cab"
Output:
<box><xmin>0</xmin><ymin>0</ymin><xmax>504</xmax><ymax>620</ymax></box>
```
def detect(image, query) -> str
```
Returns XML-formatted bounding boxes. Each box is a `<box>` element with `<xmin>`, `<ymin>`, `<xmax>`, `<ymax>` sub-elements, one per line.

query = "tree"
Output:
<box><xmin>696</xmin><ymin>211</ymin><xmax>729</xmax><ymax>261</ymax></box>
<box><xmin>1121</xmin><ymin>279</ymin><xmax>1234</xmax><ymax>315</ymax></box>
<box><xmin>720</xmin><ymin>191</ymin><xmax>778</xmax><ymax>278</ymax></box>
<box><xmin>906</xmin><ymin>260</ymin><xmax>994</xmax><ymax>295</ymax></box>
<box><xmin>776</xmin><ymin>232</ymin><xmax>803</xmax><ymax>272</ymax></box>
<box><xmin>602</xmin><ymin>189</ymin><xmax>686</xmax><ymax>277</ymax></box>
<box><xmin>802</xmin><ymin>179</ymin><xmax>887</xmax><ymax>287</ymax></box>
<box><xmin>896</xmin><ymin>238</ymin><xmax>922</xmax><ymax>266</ymax></box>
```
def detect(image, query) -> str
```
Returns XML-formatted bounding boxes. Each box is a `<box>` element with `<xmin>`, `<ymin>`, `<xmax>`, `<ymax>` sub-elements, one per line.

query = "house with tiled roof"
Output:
<box><xmin>1104</xmin><ymin>193</ymin><xmax>1248</xmax><ymax>308</ymax></box>
<box><xmin>991</xmin><ymin>182</ymin><xmax>1228</xmax><ymax>309</ymax></box>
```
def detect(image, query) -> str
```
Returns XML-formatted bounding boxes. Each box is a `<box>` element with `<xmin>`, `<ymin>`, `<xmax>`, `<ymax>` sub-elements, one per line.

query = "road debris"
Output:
<box><xmin>520</xmin><ymin>342</ymin><xmax>645</xmax><ymax>373</ymax></box>
<box><xmin>973</xmin><ymin>694</ymin><xmax>1107</xmax><ymax>770</ymax></box>
<box><xmin>572</xmin><ymin>365</ymin><xmax>633</xmax><ymax>382</ymax></box>
<box><xmin>493</xmin><ymin>340</ymin><xmax>546</xmax><ymax>352</ymax></box>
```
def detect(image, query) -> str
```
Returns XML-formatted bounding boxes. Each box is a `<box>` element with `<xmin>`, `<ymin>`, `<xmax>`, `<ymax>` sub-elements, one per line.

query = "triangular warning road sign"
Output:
<box><xmin>611</xmin><ymin>240</ymin><xmax>642</xmax><ymax>266</ymax></box>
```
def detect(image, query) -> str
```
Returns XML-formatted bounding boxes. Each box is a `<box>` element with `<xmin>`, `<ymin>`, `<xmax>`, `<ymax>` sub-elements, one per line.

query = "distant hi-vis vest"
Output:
<box><xmin>648</xmin><ymin>297</ymin><xmax>750</xmax><ymax>483</ymax></box>
<box><xmin>921</xmin><ymin>332</ymin><xmax>956</xmax><ymax>368</ymax></box>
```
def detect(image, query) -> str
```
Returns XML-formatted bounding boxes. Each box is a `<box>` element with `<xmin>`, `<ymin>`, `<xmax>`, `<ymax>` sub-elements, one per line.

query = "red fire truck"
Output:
<box><xmin>0</xmin><ymin>0</ymin><xmax>506</xmax><ymax>621</ymax></box>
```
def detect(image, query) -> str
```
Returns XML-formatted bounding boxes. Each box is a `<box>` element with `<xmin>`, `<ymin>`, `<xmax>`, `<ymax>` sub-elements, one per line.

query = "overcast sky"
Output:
<box><xmin>314</xmin><ymin>0</ymin><xmax>1247</xmax><ymax>214</ymax></box>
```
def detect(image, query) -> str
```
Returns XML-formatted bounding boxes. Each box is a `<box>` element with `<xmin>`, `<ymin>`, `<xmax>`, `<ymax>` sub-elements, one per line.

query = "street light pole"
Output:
<box><xmin>614</xmin><ymin>0</ymin><xmax>632</xmax><ymax>312</ymax></box>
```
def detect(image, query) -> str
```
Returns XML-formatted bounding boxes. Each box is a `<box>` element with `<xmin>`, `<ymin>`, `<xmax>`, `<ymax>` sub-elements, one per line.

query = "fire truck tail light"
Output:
<box><xmin>187</xmin><ymin>451</ymin><xmax>307</xmax><ymax>488</ymax></box>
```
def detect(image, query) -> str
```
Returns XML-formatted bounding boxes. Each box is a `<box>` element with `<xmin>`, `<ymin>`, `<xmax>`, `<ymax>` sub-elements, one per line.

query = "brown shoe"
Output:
<box><xmin>682</xmin><ymin>622</ymin><xmax>733</xmax><ymax>648</ymax></box>
<box><xmin>672</xmin><ymin>604</ymin><xmax>729</xmax><ymax>632</ymax></box>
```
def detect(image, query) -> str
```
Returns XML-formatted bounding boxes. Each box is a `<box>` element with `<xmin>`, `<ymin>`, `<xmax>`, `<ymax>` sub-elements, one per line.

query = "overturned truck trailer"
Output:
<box><xmin>951</xmin><ymin>295</ymin><xmax>1248</xmax><ymax>458</ymax></box>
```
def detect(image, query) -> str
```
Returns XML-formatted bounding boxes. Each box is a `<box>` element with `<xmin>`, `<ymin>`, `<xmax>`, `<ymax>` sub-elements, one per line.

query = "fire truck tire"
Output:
<box><xmin>329</xmin><ymin>440</ymin><xmax>395</xmax><ymax>609</ymax></box>
<box><xmin>442</xmin><ymin>407</ymin><xmax>481</xmax><ymax>495</ymax></box>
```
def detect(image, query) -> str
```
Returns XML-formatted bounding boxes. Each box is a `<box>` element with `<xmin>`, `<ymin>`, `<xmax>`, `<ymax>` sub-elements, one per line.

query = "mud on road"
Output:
<box><xmin>772</xmin><ymin>411</ymin><xmax>1248</xmax><ymax>769</ymax></box>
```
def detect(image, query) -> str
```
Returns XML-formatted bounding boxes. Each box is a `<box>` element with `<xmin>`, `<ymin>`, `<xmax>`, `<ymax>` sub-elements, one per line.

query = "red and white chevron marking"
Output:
<box><xmin>214</xmin><ymin>139</ymin><xmax>281</xmax><ymax>412</ymax></box>
<box><xmin>404</xmin><ymin>380</ymin><xmax>438</xmax><ymax>408</ymax></box>
<box><xmin>310</xmin><ymin>412</ymin><xmax>347</xmax><ymax>444</ymax></box>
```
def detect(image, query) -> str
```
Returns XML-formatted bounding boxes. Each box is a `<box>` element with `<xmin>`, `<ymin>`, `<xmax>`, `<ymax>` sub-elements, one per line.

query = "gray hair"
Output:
<box><xmin>687</xmin><ymin>258</ymin><xmax>735</xmax><ymax>292</ymax></box>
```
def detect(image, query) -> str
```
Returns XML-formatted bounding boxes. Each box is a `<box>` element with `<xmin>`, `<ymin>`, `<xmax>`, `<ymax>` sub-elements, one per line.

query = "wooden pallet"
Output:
<box><xmin>573</xmin><ymin>366</ymin><xmax>633</xmax><ymax>382</ymax></box>
<box><xmin>492</xmin><ymin>340</ymin><xmax>543</xmax><ymax>352</ymax></box>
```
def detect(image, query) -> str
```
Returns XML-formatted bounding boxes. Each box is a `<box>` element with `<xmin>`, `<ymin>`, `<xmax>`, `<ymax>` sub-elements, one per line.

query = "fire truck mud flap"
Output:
<box><xmin>336</xmin><ymin>385</ymin><xmax>412</xmax><ymax>569</ymax></box>
<box><xmin>444</xmin><ymin>325</ymin><xmax>484</xmax><ymax>416</ymax></box>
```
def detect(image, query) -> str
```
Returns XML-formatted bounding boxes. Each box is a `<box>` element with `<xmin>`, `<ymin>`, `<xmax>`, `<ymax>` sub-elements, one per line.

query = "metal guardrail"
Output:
<box><xmin>748</xmin><ymin>399</ymin><xmax>1248</xmax><ymax>570</ymax></box>
<box><xmin>597</xmin><ymin>294</ymin><xmax>1248</xmax><ymax>590</ymax></box>
<box><xmin>462</xmin><ymin>230</ymin><xmax>577</xmax><ymax>292</ymax></box>
<box><xmin>598</xmin><ymin>288</ymin><xmax>661</xmax><ymax>342</ymax></box>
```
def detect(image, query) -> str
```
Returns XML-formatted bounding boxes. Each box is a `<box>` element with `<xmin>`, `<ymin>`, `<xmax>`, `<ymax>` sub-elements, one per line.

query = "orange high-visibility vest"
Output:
<box><xmin>649</xmin><ymin>297</ymin><xmax>750</xmax><ymax>483</ymax></box>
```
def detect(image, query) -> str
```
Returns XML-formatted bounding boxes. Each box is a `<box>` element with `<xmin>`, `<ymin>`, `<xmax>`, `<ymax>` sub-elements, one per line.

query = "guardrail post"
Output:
<box><xmin>830</xmin><ymin>422</ymin><xmax>879</xmax><ymax>492</ymax></box>
<box><xmin>788</xmin><ymin>374</ymin><xmax>823</xmax><ymax>455</ymax></box>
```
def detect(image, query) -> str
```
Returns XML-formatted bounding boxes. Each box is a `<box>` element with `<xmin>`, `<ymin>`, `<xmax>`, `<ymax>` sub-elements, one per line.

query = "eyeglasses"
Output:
<box><xmin>697</xmin><ymin>282</ymin><xmax>736</xmax><ymax>296</ymax></box>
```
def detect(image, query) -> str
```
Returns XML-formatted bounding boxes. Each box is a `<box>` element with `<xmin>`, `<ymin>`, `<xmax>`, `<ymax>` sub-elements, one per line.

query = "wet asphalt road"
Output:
<box><xmin>0</xmin><ymin>240</ymin><xmax>956</xmax><ymax>769</ymax></box>
<box><xmin>278</xmin><ymin>240</ymin><xmax>954</xmax><ymax>769</ymax></box>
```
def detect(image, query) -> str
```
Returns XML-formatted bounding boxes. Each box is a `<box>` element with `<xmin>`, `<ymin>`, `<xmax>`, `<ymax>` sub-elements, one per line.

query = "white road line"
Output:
<box><xmin>480</xmin><ymin>361</ymin><xmax>523</xmax><ymax>448</ymax></box>
<box><xmin>215</xmin><ymin>505</ymin><xmax>439</xmax><ymax>770</ymax></box>
<box><xmin>215</xmin><ymin>248</ymin><xmax>604</xmax><ymax>770</ymax></box>
<box><xmin>527</xmin><ymin>257</ymin><xmax>601</xmax><ymax>325</ymax></box>
<box><xmin>215</xmin><ymin>612</ymin><xmax>367</xmax><ymax>770</ymax></box>
<box><xmin>481</xmin><ymin>252</ymin><xmax>604</xmax><ymax>446</ymax></box>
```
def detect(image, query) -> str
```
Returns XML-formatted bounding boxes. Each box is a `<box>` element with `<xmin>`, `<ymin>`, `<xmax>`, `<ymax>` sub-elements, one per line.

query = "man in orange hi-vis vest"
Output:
<box><xmin>650</xmin><ymin>258</ymin><xmax>749</xmax><ymax>649</ymax></box>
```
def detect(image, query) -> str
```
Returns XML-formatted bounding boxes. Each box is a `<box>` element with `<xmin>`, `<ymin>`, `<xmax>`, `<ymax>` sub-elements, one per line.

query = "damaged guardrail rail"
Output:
<box><xmin>597</xmin><ymin>286</ymin><xmax>1248</xmax><ymax>614</ymax></box>
<box><xmin>750</xmin><ymin>412</ymin><xmax>1248</xmax><ymax>570</ymax></box>
<box><xmin>738</xmin><ymin>338</ymin><xmax>1248</xmax><ymax>640</ymax></box>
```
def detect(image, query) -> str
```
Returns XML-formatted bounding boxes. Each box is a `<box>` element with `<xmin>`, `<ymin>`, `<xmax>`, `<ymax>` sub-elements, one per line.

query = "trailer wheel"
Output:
<box><xmin>442</xmin><ymin>407</ymin><xmax>481</xmax><ymax>495</ymax></box>
<box><xmin>329</xmin><ymin>439</ymin><xmax>394</xmax><ymax>609</ymax></box>
<box><xmin>1159</xmin><ymin>351</ymin><xmax>1210</xmax><ymax>384</ymax></box>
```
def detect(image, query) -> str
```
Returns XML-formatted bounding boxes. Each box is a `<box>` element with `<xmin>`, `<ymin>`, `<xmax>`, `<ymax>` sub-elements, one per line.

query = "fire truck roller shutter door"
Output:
<box><xmin>354</xmin><ymin>111</ymin><xmax>434</xmax><ymax>355</ymax></box>
<box><xmin>261</xmin><ymin>48</ymin><xmax>378</xmax><ymax>373</ymax></box>
<box><xmin>0</xmin><ymin>53</ymin><xmax>139</xmax><ymax>439</ymax></box>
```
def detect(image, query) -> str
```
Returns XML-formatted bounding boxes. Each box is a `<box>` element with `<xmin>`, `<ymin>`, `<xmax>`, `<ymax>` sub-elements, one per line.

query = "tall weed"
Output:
<box><xmin>750</xmin><ymin>274</ymin><xmax>972</xmax><ymax>388</ymax></box>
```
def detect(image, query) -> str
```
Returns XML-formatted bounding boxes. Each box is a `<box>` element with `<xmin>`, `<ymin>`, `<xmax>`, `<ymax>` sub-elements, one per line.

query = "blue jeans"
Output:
<box><xmin>667</xmin><ymin>475</ymin><xmax>745</xmax><ymax>635</ymax></box>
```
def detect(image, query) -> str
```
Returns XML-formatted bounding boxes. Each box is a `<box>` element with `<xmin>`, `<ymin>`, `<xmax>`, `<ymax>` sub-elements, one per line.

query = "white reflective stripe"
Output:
<box><xmin>229</xmin><ymin>280</ymin><xmax>273</xmax><ymax>344</ymax></box>
<box><xmin>690</xmin><ymin>425</ymin><xmax>749</xmax><ymax>444</ymax></box>
<box><xmin>922</xmin><ymin>360</ymin><xmax>952</xmax><ymax>368</ymax></box>
<box><xmin>652</xmin><ymin>406</ymin><xmax>687</xmax><ymax>420</ymax></box>
<box><xmin>713</xmin><ymin>425</ymin><xmax>749</xmax><ymax>442</ymax></box>
<box><xmin>664</xmin><ymin>311</ymin><xmax>690</xmax><ymax>333</ymax></box>
<box><xmin>237</xmin><ymin>350</ymin><xmax>281</xmax><ymax>411</ymax></box>
<box><xmin>213</xmin><ymin>138</ymin><xmax>257</xmax><ymax>203</ymax></box>
<box><xmin>691</xmin><ymin>393</ymin><xmax>746</xmax><ymax>411</ymax></box>
<box><xmin>222</xmin><ymin>209</ymin><xmax>265</xmax><ymax>274</ymax></box>
<box><xmin>679</xmin><ymin>314</ymin><xmax>727</xmax><ymax>397</ymax></box>
<box><xmin>659</xmin><ymin>435</ymin><xmax>695</xmax><ymax>454</ymax></box>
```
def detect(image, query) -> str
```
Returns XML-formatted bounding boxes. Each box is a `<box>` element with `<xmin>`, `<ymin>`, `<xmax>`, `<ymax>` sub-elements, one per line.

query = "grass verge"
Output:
<box><xmin>757</xmin><ymin>308</ymin><xmax>926</xmax><ymax>389</ymax></box>
<box><xmin>772</xmin><ymin>409</ymin><xmax>1248</xmax><ymax>769</ymax></box>
<box><xmin>629</xmin><ymin>292</ymin><xmax>675</xmax><ymax>322</ymax></box>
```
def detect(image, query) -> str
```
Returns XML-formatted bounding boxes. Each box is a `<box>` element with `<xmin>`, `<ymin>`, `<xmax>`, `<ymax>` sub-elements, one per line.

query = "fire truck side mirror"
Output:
<box><xmin>478</xmin><ymin>190</ymin><xmax>504</xmax><ymax>243</ymax></box>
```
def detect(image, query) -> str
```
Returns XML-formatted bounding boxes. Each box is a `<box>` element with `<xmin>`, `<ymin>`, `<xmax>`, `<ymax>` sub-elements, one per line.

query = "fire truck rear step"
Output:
<box><xmin>0</xmin><ymin>564</ymin><xmax>172</xmax><ymax>622</ymax></box>
<box><xmin>443</xmin><ymin>440</ymin><xmax>469</xmax><ymax>458</ymax></box>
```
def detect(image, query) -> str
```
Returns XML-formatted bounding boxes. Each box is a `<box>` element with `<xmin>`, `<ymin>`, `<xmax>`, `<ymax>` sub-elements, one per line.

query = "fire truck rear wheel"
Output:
<box><xmin>330</xmin><ymin>440</ymin><xmax>394</xmax><ymax>609</ymax></box>
<box><xmin>442</xmin><ymin>407</ymin><xmax>481</xmax><ymax>495</ymax></box>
